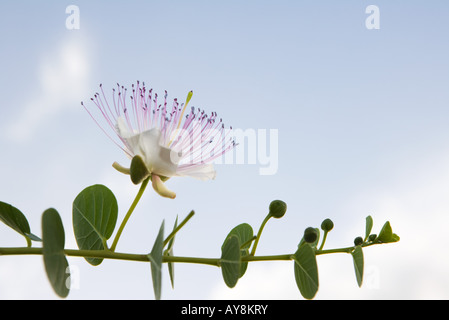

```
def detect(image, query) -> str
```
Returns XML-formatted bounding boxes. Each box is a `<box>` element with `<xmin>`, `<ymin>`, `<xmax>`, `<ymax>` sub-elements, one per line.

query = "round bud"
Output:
<box><xmin>354</xmin><ymin>236</ymin><xmax>363</xmax><ymax>246</ymax></box>
<box><xmin>268</xmin><ymin>200</ymin><xmax>287</xmax><ymax>219</ymax></box>
<box><xmin>320</xmin><ymin>218</ymin><xmax>334</xmax><ymax>232</ymax></box>
<box><xmin>368</xmin><ymin>234</ymin><xmax>377</xmax><ymax>242</ymax></box>
<box><xmin>303</xmin><ymin>227</ymin><xmax>318</xmax><ymax>243</ymax></box>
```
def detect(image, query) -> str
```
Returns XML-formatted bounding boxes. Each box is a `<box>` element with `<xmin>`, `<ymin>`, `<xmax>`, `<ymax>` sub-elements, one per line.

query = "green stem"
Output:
<box><xmin>240</xmin><ymin>236</ymin><xmax>257</xmax><ymax>250</ymax></box>
<box><xmin>163</xmin><ymin>255</ymin><xmax>220</xmax><ymax>267</ymax></box>
<box><xmin>316</xmin><ymin>242</ymin><xmax>378</xmax><ymax>255</ymax></box>
<box><xmin>163</xmin><ymin>210</ymin><xmax>195</xmax><ymax>247</ymax></box>
<box><xmin>318</xmin><ymin>230</ymin><xmax>328</xmax><ymax>251</ymax></box>
<box><xmin>0</xmin><ymin>241</ymin><xmax>382</xmax><ymax>266</ymax></box>
<box><xmin>0</xmin><ymin>246</ymin><xmax>288</xmax><ymax>265</ymax></box>
<box><xmin>250</xmin><ymin>214</ymin><xmax>271</xmax><ymax>256</ymax></box>
<box><xmin>0</xmin><ymin>247</ymin><xmax>220</xmax><ymax>266</ymax></box>
<box><xmin>242</xmin><ymin>254</ymin><xmax>293</xmax><ymax>262</ymax></box>
<box><xmin>110</xmin><ymin>177</ymin><xmax>150</xmax><ymax>252</ymax></box>
<box><xmin>25</xmin><ymin>236</ymin><xmax>32</xmax><ymax>248</ymax></box>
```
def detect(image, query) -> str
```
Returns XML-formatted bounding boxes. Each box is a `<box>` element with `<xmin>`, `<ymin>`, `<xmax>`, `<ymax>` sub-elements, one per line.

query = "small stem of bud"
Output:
<box><xmin>318</xmin><ymin>231</ymin><xmax>328</xmax><ymax>250</ymax></box>
<box><xmin>163</xmin><ymin>210</ymin><xmax>195</xmax><ymax>247</ymax></box>
<box><xmin>250</xmin><ymin>214</ymin><xmax>271</xmax><ymax>256</ymax></box>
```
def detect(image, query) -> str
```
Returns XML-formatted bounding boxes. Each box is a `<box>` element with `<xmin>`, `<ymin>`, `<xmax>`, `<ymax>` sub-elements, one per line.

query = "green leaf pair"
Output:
<box><xmin>220</xmin><ymin>223</ymin><xmax>254</xmax><ymax>288</ymax></box>
<box><xmin>0</xmin><ymin>201</ymin><xmax>70</xmax><ymax>298</ymax></box>
<box><xmin>148</xmin><ymin>221</ymin><xmax>164</xmax><ymax>300</ymax></box>
<box><xmin>365</xmin><ymin>216</ymin><xmax>400</xmax><ymax>244</ymax></box>
<box><xmin>377</xmin><ymin>221</ymin><xmax>400</xmax><ymax>243</ymax></box>
<box><xmin>33</xmin><ymin>184</ymin><xmax>119</xmax><ymax>298</ymax></box>
<box><xmin>148</xmin><ymin>211</ymin><xmax>196</xmax><ymax>300</ymax></box>
<box><xmin>47</xmin><ymin>182</ymin><xmax>119</xmax><ymax>298</ymax></box>
<box><xmin>71</xmin><ymin>184</ymin><xmax>178</xmax><ymax>300</ymax></box>
<box><xmin>350</xmin><ymin>216</ymin><xmax>400</xmax><ymax>289</ymax></box>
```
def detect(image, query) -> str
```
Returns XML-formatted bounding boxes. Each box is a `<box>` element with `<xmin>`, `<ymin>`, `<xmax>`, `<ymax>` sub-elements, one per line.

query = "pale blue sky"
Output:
<box><xmin>0</xmin><ymin>1</ymin><xmax>449</xmax><ymax>299</ymax></box>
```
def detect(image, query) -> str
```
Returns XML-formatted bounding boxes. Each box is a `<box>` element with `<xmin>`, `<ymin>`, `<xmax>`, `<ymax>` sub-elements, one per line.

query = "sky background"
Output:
<box><xmin>0</xmin><ymin>1</ymin><xmax>449</xmax><ymax>300</ymax></box>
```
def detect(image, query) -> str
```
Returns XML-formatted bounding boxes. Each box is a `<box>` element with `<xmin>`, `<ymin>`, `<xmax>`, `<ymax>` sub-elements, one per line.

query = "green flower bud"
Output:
<box><xmin>268</xmin><ymin>200</ymin><xmax>287</xmax><ymax>219</ymax></box>
<box><xmin>368</xmin><ymin>234</ymin><xmax>377</xmax><ymax>242</ymax></box>
<box><xmin>354</xmin><ymin>236</ymin><xmax>363</xmax><ymax>246</ymax></box>
<box><xmin>303</xmin><ymin>227</ymin><xmax>318</xmax><ymax>244</ymax></box>
<box><xmin>320</xmin><ymin>218</ymin><xmax>334</xmax><ymax>232</ymax></box>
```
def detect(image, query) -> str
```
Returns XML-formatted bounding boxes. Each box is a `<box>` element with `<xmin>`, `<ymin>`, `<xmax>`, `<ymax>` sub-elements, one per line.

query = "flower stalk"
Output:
<box><xmin>110</xmin><ymin>177</ymin><xmax>150</xmax><ymax>252</ymax></box>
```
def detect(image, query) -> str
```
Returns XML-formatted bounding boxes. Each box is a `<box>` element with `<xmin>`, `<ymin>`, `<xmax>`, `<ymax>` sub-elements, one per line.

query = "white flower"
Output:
<box><xmin>82</xmin><ymin>81</ymin><xmax>236</xmax><ymax>198</ymax></box>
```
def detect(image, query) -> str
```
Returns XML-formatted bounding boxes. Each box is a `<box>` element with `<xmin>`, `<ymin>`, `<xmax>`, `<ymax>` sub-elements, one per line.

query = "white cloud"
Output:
<box><xmin>6</xmin><ymin>37</ymin><xmax>91</xmax><ymax>142</ymax></box>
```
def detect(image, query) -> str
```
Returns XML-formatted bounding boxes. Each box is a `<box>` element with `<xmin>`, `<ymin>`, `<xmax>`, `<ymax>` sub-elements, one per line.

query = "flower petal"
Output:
<box><xmin>151</xmin><ymin>174</ymin><xmax>176</xmax><ymax>199</ymax></box>
<box><xmin>138</xmin><ymin>128</ymin><xmax>179</xmax><ymax>177</ymax></box>
<box><xmin>116</xmin><ymin>116</ymin><xmax>134</xmax><ymax>139</ymax></box>
<box><xmin>116</xmin><ymin>117</ymin><xmax>140</xmax><ymax>158</ymax></box>
<box><xmin>176</xmin><ymin>164</ymin><xmax>216</xmax><ymax>181</ymax></box>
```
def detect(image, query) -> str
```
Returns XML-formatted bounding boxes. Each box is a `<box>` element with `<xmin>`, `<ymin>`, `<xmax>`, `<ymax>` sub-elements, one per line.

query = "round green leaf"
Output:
<box><xmin>293</xmin><ymin>243</ymin><xmax>319</xmax><ymax>300</ymax></box>
<box><xmin>225</xmin><ymin>223</ymin><xmax>254</xmax><ymax>278</ymax></box>
<box><xmin>42</xmin><ymin>208</ymin><xmax>70</xmax><ymax>298</ymax></box>
<box><xmin>72</xmin><ymin>184</ymin><xmax>118</xmax><ymax>265</ymax></box>
<box><xmin>220</xmin><ymin>235</ymin><xmax>241</xmax><ymax>288</ymax></box>
<box><xmin>227</xmin><ymin>223</ymin><xmax>254</xmax><ymax>250</ymax></box>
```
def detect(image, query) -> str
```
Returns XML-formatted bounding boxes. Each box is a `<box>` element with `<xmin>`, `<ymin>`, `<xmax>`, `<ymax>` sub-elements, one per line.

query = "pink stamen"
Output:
<box><xmin>82</xmin><ymin>82</ymin><xmax>236</xmax><ymax>169</ymax></box>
